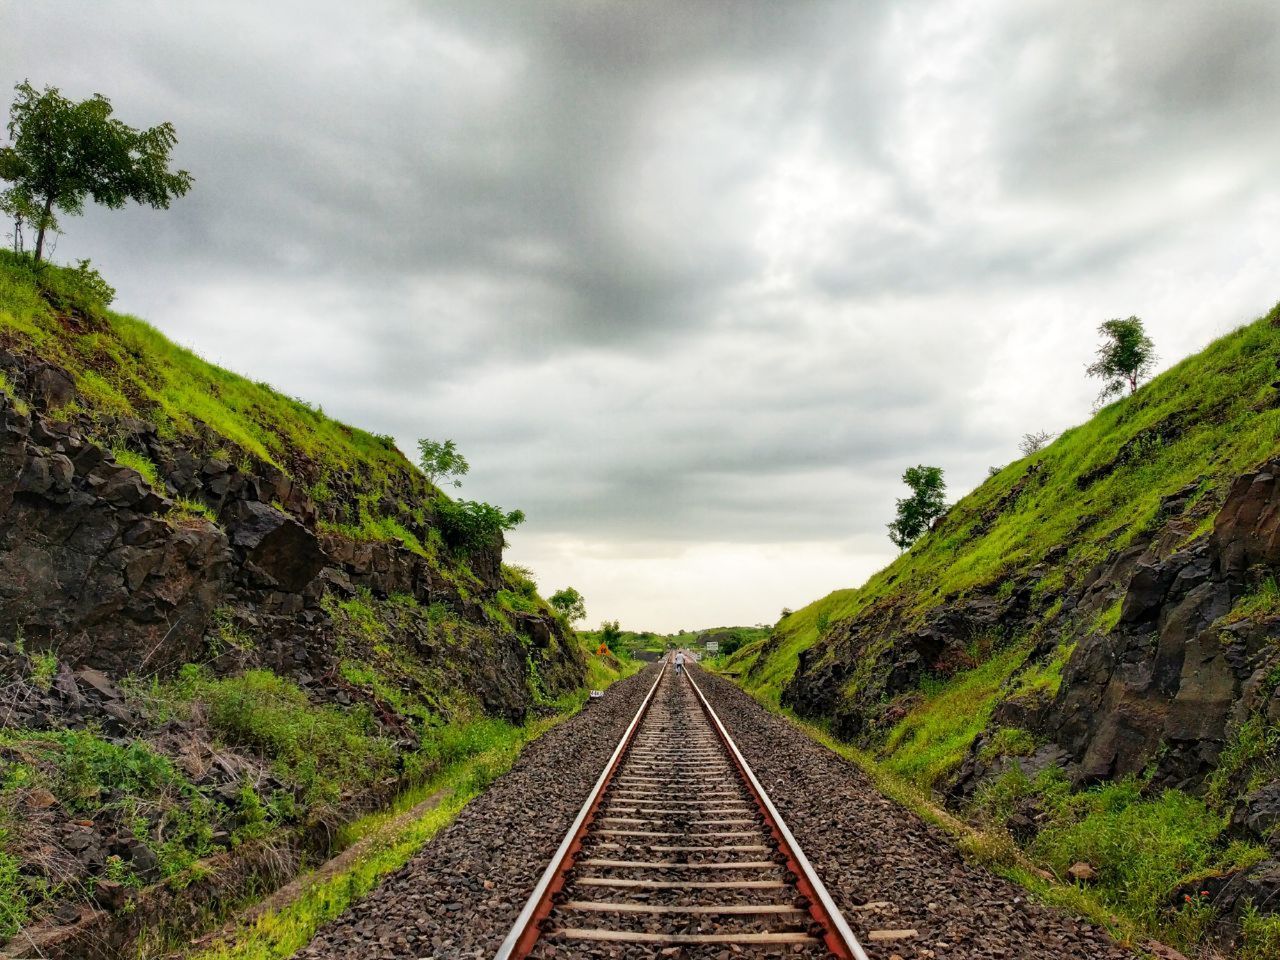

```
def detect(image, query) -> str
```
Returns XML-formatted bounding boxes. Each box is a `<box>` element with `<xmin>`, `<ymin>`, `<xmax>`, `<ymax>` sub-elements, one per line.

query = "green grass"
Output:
<box><xmin>727</xmin><ymin>590</ymin><xmax>865</xmax><ymax>708</ymax></box>
<box><xmin>0</xmin><ymin>251</ymin><xmax>442</xmax><ymax>540</ymax></box>
<box><xmin>111</xmin><ymin>447</ymin><xmax>161</xmax><ymax>489</ymax></box>
<box><xmin>182</xmin><ymin>673</ymin><xmax>631</xmax><ymax>960</ymax></box>
<box><xmin>880</xmin><ymin>644</ymin><xmax>1028</xmax><ymax>787</ymax></box>
<box><xmin>155</xmin><ymin>667</ymin><xmax>396</xmax><ymax>808</ymax></box>
<box><xmin>1009</xmin><ymin>641</ymin><xmax>1075</xmax><ymax>700</ymax></box>
<box><xmin>1031</xmin><ymin>779</ymin><xmax>1268</xmax><ymax>934</ymax></box>
<box><xmin>1223</xmin><ymin>576</ymin><xmax>1280</xmax><ymax>625</ymax></box>
<box><xmin>1241</xmin><ymin>902</ymin><xmax>1280</xmax><ymax>960</ymax></box>
<box><xmin>0</xmin><ymin>845</ymin><xmax>27</xmax><ymax>939</ymax></box>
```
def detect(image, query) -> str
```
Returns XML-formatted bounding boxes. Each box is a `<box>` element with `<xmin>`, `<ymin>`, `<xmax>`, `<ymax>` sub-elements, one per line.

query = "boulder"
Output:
<box><xmin>27</xmin><ymin>362</ymin><xmax>76</xmax><ymax>411</ymax></box>
<box><xmin>1214</xmin><ymin>461</ymin><xmax>1280</xmax><ymax>574</ymax></box>
<box><xmin>1067</xmin><ymin>861</ymin><xmax>1097</xmax><ymax>883</ymax></box>
<box><xmin>224</xmin><ymin>500</ymin><xmax>326</xmax><ymax>592</ymax></box>
<box><xmin>1230</xmin><ymin>779</ymin><xmax>1280</xmax><ymax>849</ymax></box>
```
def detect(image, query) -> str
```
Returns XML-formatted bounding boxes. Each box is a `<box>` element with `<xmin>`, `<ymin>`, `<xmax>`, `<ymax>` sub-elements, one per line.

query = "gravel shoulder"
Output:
<box><xmin>298</xmin><ymin>666</ymin><xmax>659</xmax><ymax>960</ymax></box>
<box><xmin>692</xmin><ymin>667</ymin><xmax>1136</xmax><ymax>960</ymax></box>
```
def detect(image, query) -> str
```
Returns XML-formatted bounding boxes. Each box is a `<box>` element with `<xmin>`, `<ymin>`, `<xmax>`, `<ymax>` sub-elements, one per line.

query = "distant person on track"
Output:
<box><xmin>673</xmin><ymin>650</ymin><xmax>685</xmax><ymax>674</ymax></box>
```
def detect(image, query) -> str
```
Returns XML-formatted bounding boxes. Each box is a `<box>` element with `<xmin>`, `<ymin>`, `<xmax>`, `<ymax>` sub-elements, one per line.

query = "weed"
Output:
<box><xmin>1240</xmin><ymin>901</ymin><xmax>1280</xmax><ymax>960</ymax></box>
<box><xmin>27</xmin><ymin>649</ymin><xmax>57</xmax><ymax>692</ymax></box>
<box><xmin>161</xmin><ymin>667</ymin><xmax>395</xmax><ymax>808</ymax></box>
<box><xmin>111</xmin><ymin>447</ymin><xmax>161</xmax><ymax>490</ymax></box>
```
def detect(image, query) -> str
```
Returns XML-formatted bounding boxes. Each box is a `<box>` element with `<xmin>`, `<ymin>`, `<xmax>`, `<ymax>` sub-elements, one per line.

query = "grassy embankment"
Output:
<box><xmin>0</xmin><ymin>254</ymin><xmax>600</xmax><ymax>943</ymax></box>
<box><xmin>723</xmin><ymin>304</ymin><xmax>1280</xmax><ymax>957</ymax></box>
<box><xmin>145</xmin><ymin>646</ymin><xmax>635</xmax><ymax>960</ymax></box>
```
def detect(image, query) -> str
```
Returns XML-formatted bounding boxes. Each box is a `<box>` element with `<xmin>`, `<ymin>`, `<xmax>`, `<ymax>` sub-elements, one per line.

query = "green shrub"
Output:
<box><xmin>0</xmin><ymin>252</ymin><xmax>116</xmax><ymax>314</ymax></box>
<box><xmin>26</xmin><ymin>649</ymin><xmax>57</xmax><ymax>692</ymax></box>
<box><xmin>436</xmin><ymin>497</ymin><xmax>524</xmax><ymax>554</ymax></box>
<box><xmin>2</xmin><ymin>729</ymin><xmax>181</xmax><ymax>813</ymax></box>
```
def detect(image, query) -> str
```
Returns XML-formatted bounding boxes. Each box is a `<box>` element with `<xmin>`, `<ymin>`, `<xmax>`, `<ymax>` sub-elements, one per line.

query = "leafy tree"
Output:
<box><xmin>435</xmin><ymin>497</ymin><xmax>523</xmax><ymax>554</ymax></box>
<box><xmin>599</xmin><ymin>620</ymin><xmax>622</xmax><ymax>648</ymax></box>
<box><xmin>0</xmin><ymin>81</ymin><xmax>193</xmax><ymax>262</ymax></box>
<box><xmin>888</xmin><ymin>464</ymin><xmax>947</xmax><ymax>551</ymax></box>
<box><xmin>1019</xmin><ymin>430</ymin><xmax>1054</xmax><ymax>457</ymax></box>
<box><xmin>417</xmin><ymin>438</ymin><xmax>469</xmax><ymax>488</ymax></box>
<box><xmin>1086</xmin><ymin>317</ymin><xmax>1156</xmax><ymax>404</ymax></box>
<box><xmin>549</xmin><ymin>586</ymin><xmax>586</xmax><ymax>624</ymax></box>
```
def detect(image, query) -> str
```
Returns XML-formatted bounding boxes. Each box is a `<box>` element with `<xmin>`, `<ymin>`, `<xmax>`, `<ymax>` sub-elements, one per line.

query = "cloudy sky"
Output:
<box><xmin>4</xmin><ymin>1</ymin><xmax>1279</xmax><ymax>632</ymax></box>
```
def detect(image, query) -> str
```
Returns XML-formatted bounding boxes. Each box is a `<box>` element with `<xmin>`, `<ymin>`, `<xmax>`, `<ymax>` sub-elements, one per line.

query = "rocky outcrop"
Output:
<box><xmin>784</xmin><ymin>587</ymin><xmax>1041</xmax><ymax>743</ymax></box>
<box><xmin>0</xmin><ymin>371</ymin><xmax>582</xmax><ymax>716</ymax></box>
<box><xmin>0</xmin><ymin>400</ymin><xmax>233</xmax><ymax>670</ymax></box>
<box><xmin>783</xmin><ymin>458</ymin><xmax>1280</xmax><ymax>803</ymax></box>
<box><xmin>1045</xmin><ymin>460</ymin><xmax>1280</xmax><ymax>789</ymax></box>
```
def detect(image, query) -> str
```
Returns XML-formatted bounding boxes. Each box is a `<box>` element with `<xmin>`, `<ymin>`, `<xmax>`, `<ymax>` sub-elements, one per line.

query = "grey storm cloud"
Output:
<box><xmin>3</xmin><ymin>0</ymin><xmax>1279</xmax><ymax>628</ymax></box>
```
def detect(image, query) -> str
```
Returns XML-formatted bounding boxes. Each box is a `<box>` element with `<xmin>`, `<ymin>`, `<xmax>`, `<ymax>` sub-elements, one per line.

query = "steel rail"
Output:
<box><xmin>683</xmin><ymin>665</ymin><xmax>871</xmax><ymax>960</ymax></box>
<box><xmin>494</xmin><ymin>659</ymin><xmax>668</xmax><ymax>960</ymax></box>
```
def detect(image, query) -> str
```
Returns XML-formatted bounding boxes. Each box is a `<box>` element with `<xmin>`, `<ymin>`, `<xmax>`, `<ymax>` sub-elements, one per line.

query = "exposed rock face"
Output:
<box><xmin>781</xmin><ymin>458</ymin><xmax>1280</xmax><ymax>800</ymax></box>
<box><xmin>0</xmin><ymin>400</ymin><xmax>233</xmax><ymax>670</ymax></box>
<box><xmin>784</xmin><ymin>588</ymin><xmax>1037</xmax><ymax>743</ymax></box>
<box><xmin>223</xmin><ymin>500</ymin><xmax>325</xmax><ymax>592</ymax></box>
<box><xmin>0</xmin><ymin>362</ymin><xmax>583</xmax><ymax>719</ymax></box>
<box><xmin>1046</xmin><ymin>461</ymin><xmax>1280</xmax><ymax>789</ymax></box>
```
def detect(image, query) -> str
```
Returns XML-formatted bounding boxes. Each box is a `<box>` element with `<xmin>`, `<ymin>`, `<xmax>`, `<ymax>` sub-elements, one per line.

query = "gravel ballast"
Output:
<box><xmin>691</xmin><ymin>667</ymin><xmax>1136</xmax><ymax>960</ymax></box>
<box><xmin>299</xmin><ymin>663</ymin><xmax>1137</xmax><ymax>959</ymax></box>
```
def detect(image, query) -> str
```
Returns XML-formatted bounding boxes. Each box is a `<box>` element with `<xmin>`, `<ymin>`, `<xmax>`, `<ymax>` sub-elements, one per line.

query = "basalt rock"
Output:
<box><xmin>223</xmin><ymin>500</ymin><xmax>325</xmax><ymax>592</ymax></box>
<box><xmin>941</xmin><ymin>458</ymin><xmax>1280</xmax><ymax>815</ymax></box>
<box><xmin>1043</xmin><ymin>460</ymin><xmax>1280</xmax><ymax>789</ymax></box>
<box><xmin>784</xmin><ymin>585</ymin><xmax>1040</xmax><ymax>743</ymax></box>
<box><xmin>0</xmin><ymin>384</ymin><xmax>581</xmax><ymax>707</ymax></box>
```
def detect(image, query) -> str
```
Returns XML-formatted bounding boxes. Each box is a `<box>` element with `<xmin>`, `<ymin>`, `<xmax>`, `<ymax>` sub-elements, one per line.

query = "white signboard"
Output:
<box><xmin>704</xmin><ymin>641</ymin><xmax>719</xmax><ymax>653</ymax></box>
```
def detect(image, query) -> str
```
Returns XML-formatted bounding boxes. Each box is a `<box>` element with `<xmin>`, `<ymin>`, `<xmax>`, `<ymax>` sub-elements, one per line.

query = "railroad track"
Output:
<box><xmin>496</xmin><ymin>658</ymin><xmax>869</xmax><ymax>959</ymax></box>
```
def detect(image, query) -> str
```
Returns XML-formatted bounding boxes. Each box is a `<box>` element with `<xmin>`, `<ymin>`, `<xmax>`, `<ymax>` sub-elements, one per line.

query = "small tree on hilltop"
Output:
<box><xmin>888</xmin><ymin>464</ymin><xmax>947</xmax><ymax>551</ymax></box>
<box><xmin>0</xmin><ymin>81</ymin><xmax>193</xmax><ymax>262</ymax></box>
<box><xmin>549</xmin><ymin>586</ymin><xmax>586</xmax><ymax>624</ymax></box>
<box><xmin>1087</xmin><ymin>317</ymin><xmax>1155</xmax><ymax>405</ymax></box>
<box><xmin>417</xmin><ymin>438</ymin><xmax>469</xmax><ymax>488</ymax></box>
<box><xmin>1019</xmin><ymin>430</ymin><xmax>1054</xmax><ymax>457</ymax></box>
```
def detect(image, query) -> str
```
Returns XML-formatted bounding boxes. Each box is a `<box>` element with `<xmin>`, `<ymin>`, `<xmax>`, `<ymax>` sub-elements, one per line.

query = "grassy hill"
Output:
<box><xmin>732</xmin><ymin>305</ymin><xmax>1280</xmax><ymax>710</ymax></box>
<box><xmin>725</xmin><ymin>303</ymin><xmax>1280</xmax><ymax>958</ymax></box>
<box><xmin>0</xmin><ymin>251</ymin><xmax>453</xmax><ymax>556</ymax></box>
<box><xmin>0</xmin><ymin>252</ymin><xmax>621</xmax><ymax>950</ymax></box>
